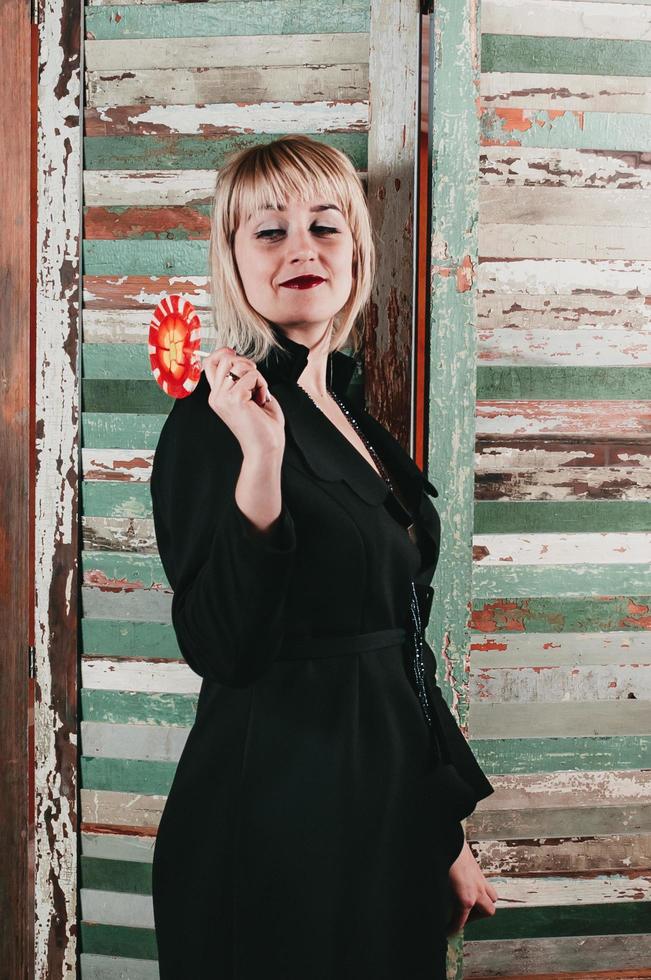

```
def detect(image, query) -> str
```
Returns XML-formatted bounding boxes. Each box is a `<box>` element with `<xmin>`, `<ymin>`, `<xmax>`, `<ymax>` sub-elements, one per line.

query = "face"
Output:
<box><xmin>233</xmin><ymin>195</ymin><xmax>355</xmax><ymax>344</ymax></box>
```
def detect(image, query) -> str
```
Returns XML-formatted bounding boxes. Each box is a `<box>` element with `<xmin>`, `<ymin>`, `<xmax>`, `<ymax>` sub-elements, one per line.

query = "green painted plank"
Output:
<box><xmin>85</xmin><ymin>1</ymin><xmax>370</xmax><ymax>41</ymax></box>
<box><xmin>81</xmin><ymin>757</ymin><xmax>176</xmax><ymax>795</ymax></box>
<box><xmin>81</xmin><ymin>857</ymin><xmax>152</xmax><ymax>896</ymax></box>
<box><xmin>84</xmin><ymin>380</ymin><xmax>170</xmax><ymax>414</ymax></box>
<box><xmin>474</xmin><ymin>735</ymin><xmax>650</xmax><ymax>775</ymax></box>
<box><xmin>83</xmin><ymin>240</ymin><xmax>208</xmax><ymax>276</ymax></box>
<box><xmin>81</xmin><ymin>690</ymin><xmax>197</xmax><ymax>728</ymax></box>
<box><xmin>82</xmin><ymin>619</ymin><xmax>177</xmax><ymax>657</ymax></box>
<box><xmin>480</xmin><ymin>108</ymin><xmax>651</xmax><ymax>151</ymax></box>
<box><xmin>477</xmin><ymin>366</ymin><xmax>651</xmax><ymax>400</ymax></box>
<box><xmin>471</xmin><ymin>595</ymin><xmax>651</xmax><ymax>632</ymax></box>
<box><xmin>80</xmin><ymin>922</ymin><xmax>157</xmax><ymax>960</ymax></box>
<box><xmin>82</xmin><ymin>414</ymin><xmax>167</xmax><ymax>449</ymax></box>
<box><xmin>464</xmin><ymin>900</ymin><xmax>651</xmax><ymax>941</ymax></box>
<box><xmin>475</xmin><ymin>501</ymin><xmax>651</xmax><ymax>534</ymax></box>
<box><xmin>82</xmin><ymin>483</ymin><xmax>153</xmax><ymax>520</ymax></box>
<box><xmin>82</xmin><ymin>552</ymin><xmax>168</xmax><ymax>589</ymax></box>
<box><xmin>482</xmin><ymin>34</ymin><xmax>651</xmax><ymax>78</ymax></box>
<box><xmin>84</xmin><ymin>133</ymin><xmax>368</xmax><ymax>172</ymax></box>
<box><xmin>428</xmin><ymin>0</ymin><xmax>480</xmax><ymax>745</ymax></box>
<box><xmin>473</xmin><ymin>563</ymin><xmax>651</xmax><ymax>599</ymax></box>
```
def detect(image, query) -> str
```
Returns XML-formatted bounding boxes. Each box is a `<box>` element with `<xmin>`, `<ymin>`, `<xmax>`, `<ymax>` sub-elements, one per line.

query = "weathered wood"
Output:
<box><xmin>34</xmin><ymin>0</ymin><xmax>82</xmax><ymax>975</ymax></box>
<box><xmin>464</xmin><ymin>935</ymin><xmax>651</xmax><ymax>977</ymax></box>
<box><xmin>482</xmin><ymin>0</ymin><xmax>651</xmax><ymax>41</ymax></box>
<box><xmin>1</xmin><ymin>1</ymin><xmax>32</xmax><ymax>977</ymax></box>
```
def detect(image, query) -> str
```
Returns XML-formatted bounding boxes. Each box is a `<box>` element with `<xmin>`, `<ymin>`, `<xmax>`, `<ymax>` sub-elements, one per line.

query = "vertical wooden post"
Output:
<box><xmin>366</xmin><ymin>0</ymin><xmax>421</xmax><ymax>448</ymax></box>
<box><xmin>0</xmin><ymin>0</ymin><xmax>33</xmax><ymax>975</ymax></box>
<box><xmin>33</xmin><ymin>0</ymin><xmax>82</xmax><ymax>975</ymax></box>
<box><xmin>426</xmin><ymin>0</ymin><xmax>481</xmax><ymax>975</ymax></box>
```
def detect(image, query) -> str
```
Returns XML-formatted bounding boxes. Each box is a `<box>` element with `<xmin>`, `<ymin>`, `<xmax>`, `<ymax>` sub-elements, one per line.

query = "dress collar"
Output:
<box><xmin>257</xmin><ymin>325</ymin><xmax>358</xmax><ymax>397</ymax></box>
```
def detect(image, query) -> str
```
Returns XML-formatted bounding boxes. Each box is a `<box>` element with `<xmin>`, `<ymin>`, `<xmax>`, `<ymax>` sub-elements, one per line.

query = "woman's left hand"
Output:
<box><xmin>446</xmin><ymin>838</ymin><xmax>499</xmax><ymax>937</ymax></box>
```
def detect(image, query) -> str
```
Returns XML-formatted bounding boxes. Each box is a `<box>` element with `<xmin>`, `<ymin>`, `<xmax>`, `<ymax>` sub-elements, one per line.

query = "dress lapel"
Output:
<box><xmin>256</xmin><ymin>328</ymin><xmax>441</xmax><ymax>571</ymax></box>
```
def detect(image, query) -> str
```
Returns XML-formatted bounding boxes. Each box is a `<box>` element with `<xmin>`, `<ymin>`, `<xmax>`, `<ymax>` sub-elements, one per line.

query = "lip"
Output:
<box><xmin>279</xmin><ymin>275</ymin><xmax>326</xmax><ymax>290</ymax></box>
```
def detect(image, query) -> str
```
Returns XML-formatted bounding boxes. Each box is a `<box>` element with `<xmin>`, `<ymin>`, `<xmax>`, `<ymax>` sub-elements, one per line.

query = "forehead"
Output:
<box><xmin>246</xmin><ymin>201</ymin><xmax>344</xmax><ymax>222</ymax></box>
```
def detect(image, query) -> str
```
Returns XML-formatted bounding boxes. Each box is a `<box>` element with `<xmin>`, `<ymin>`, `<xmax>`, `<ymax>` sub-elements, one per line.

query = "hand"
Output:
<box><xmin>202</xmin><ymin>347</ymin><xmax>286</xmax><ymax>458</ymax></box>
<box><xmin>446</xmin><ymin>839</ymin><xmax>498</xmax><ymax>937</ymax></box>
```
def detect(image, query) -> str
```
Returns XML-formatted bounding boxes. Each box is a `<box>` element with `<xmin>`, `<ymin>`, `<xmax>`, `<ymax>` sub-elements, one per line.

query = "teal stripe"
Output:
<box><xmin>81</xmin><ymin>757</ymin><xmax>176</xmax><ymax>795</ymax></box>
<box><xmin>83</xmin><ymin>240</ymin><xmax>208</xmax><ymax>276</ymax></box>
<box><xmin>85</xmin><ymin>1</ymin><xmax>370</xmax><ymax>41</ymax></box>
<box><xmin>471</xmin><ymin>595</ymin><xmax>651</xmax><ymax>632</ymax></box>
<box><xmin>475</xmin><ymin>501</ymin><xmax>651</xmax><ymax>534</ymax></box>
<box><xmin>84</xmin><ymin>133</ymin><xmax>368</xmax><ymax>172</ymax></box>
<box><xmin>474</xmin><ymin>735</ymin><xmax>650</xmax><ymax>774</ymax></box>
<box><xmin>84</xmin><ymin>380</ymin><xmax>170</xmax><ymax>414</ymax></box>
<box><xmin>82</xmin><ymin>484</ymin><xmax>153</xmax><ymax>520</ymax></box>
<box><xmin>81</xmin><ymin>690</ymin><xmax>197</xmax><ymax>728</ymax></box>
<box><xmin>480</xmin><ymin>108</ymin><xmax>651</xmax><ymax>151</ymax></box>
<box><xmin>473</xmin><ymin>563</ymin><xmax>651</xmax><ymax>599</ymax></box>
<box><xmin>80</xmin><ymin>922</ymin><xmax>157</xmax><ymax>959</ymax></box>
<box><xmin>482</xmin><ymin>33</ymin><xmax>651</xmax><ymax>78</ymax></box>
<box><xmin>81</xmin><ymin>857</ymin><xmax>152</xmax><ymax>895</ymax></box>
<box><xmin>82</xmin><ymin>552</ymin><xmax>168</xmax><ymax>589</ymax></box>
<box><xmin>477</xmin><ymin>366</ymin><xmax>651</xmax><ymax>400</ymax></box>
<box><xmin>82</xmin><ymin>414</ymin><xmax>167</xmax><ymax>449</ymax></box>
<box><xmin>82</xmin><ymin>619</ymin><xmax>176</xmax><ymax>656</ymax></box>
<box><xmin>83</xmin><ymin>344</ymin><xmax>181</xmax><ymax>380</ymax></box>
<box><xmin>464</xmin><ymin>900</ymin><xmax>651</xmax><ymax>942</ymax></box>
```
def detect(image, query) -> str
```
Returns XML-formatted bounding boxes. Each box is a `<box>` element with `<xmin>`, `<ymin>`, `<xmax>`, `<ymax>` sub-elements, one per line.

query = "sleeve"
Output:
<box><xmin>414</xmin><ymin>478</ymin><xmax>496</xmax><ymax>822</ymax></box>
<box><xmin>150</xmin><ymin>391</ymin><xmax>297</xmax><ymax>687</ymax></box>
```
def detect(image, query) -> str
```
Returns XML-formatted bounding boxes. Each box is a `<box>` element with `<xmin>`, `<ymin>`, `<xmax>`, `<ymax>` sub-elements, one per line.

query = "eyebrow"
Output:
<box><xmin>250</xmin><ymin>203</ymin><xmax>343</xmax><ymax>220</ymax></box>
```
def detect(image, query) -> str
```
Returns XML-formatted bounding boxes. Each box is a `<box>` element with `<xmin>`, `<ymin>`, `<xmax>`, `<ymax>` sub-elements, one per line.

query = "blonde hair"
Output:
<box><xmin>207</xmin><ymin>135</ymin><xmax>376</xmax><ymax>362</ymax></box>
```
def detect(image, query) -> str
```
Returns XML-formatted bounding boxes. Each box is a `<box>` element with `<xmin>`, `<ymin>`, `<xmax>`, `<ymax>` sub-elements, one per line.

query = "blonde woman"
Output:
<box><xmin>150</xmin><ymin>135</ymin><xmax>497</xmax><ymax>979</ymax></box>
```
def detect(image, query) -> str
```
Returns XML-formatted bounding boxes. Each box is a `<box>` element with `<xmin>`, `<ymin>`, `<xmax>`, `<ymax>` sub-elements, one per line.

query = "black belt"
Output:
<box><xmin>276</xmin><ymin>627</ymin><xmax>407</xmax><ymax>661</ymax></box>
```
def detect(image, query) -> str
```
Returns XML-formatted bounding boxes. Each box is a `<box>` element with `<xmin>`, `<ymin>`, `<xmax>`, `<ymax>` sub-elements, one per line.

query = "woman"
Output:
<box><xmin>150</xmin><ymin>134</ymin><xmax>497</xmax><ymax>979</ymax></box>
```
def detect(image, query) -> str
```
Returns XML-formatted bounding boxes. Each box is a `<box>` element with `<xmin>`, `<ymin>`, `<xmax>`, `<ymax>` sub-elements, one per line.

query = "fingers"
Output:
<box><xmin>203</xmin><ymin>346</ymin><xmax>271</xmax><ymax>407</ymax></box>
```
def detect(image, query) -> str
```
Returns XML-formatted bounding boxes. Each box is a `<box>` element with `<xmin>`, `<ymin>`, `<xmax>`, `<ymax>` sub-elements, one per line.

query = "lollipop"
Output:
<box><xmin>148</xmin><ymin>294</ymin><xmax>211</xmax><ymax>398</ymax></box>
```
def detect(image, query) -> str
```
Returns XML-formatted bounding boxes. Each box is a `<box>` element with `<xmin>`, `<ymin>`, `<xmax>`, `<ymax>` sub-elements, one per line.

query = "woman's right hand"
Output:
<box><xmin>202</xmin><ymin>346</ymin><xmax>286</xmax><ymax>458</ymax></box>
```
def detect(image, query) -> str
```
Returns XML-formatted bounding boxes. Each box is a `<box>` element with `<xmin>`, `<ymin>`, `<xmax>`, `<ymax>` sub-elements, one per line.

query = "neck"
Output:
<box><xmin>278</xmin><ymin>322</ymin><xmax>333</xmax><ymax>398</ymax></box>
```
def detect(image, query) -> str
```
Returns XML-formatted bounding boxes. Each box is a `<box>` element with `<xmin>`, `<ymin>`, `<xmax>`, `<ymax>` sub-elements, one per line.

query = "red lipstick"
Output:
<box><xmin>280</xmin><ymin>275</ymin><xmax>325</xmax><ymax>290</ymax></box>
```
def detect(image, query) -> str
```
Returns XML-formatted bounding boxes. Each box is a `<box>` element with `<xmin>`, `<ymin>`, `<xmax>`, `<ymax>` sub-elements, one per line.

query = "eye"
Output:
<box><xmin>255</xmin><ymin>224</ymin><xmax>339</xmax><ymax>240</ymax></box>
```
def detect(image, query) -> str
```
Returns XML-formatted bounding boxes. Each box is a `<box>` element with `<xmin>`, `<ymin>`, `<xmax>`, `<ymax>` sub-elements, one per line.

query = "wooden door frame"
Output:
<box><xmin>1</xmin><ymin>1</ymin><xmax>35</xmax><ymax>976</ymax></box>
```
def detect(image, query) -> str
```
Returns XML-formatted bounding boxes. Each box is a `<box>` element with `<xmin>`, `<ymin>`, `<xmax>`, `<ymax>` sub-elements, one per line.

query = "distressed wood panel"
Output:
<box><xmin>481</xmin><ymin>71</ymin><xmax>651</xmax><ymax>112</ymax></box>
<box><xmin>80</xmin><ymin>955</ymin><xmax>159</xmax><ymax>980</ymax></box>
<box><xmin>463</xmin><ymin>934</ymin><xmax>651</xmax><ymax>977</ymax></box>
<box><xmin>34</xmin><ymin>0</ymin><xmax>83</xmax><ymax>975</ymax></box>
<box><xmin>482</xmin><ymin>0</ymin><xmax>651</xmax><ymax>41</ymax></box>
<box><xmin>87</xmin><ymin>64</ymin><xmax>369</xmax><ymax>106</ymax></box>
<box><xmin>81</xmin><ymin>659</ymin><xmax>198</xmax><ymax>693</ymax></box>
<box><xmin>85</xmin><ymin>32</ymin><xmax>370</xmax><ymax>70</ymax></box>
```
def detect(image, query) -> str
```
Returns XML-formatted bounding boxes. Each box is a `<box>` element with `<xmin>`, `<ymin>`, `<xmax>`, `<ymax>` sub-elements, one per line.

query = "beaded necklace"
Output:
<box><xmin>297</xmin><ymin>377</ymin><xmax>433</xmax><ymax>730</ymax></box>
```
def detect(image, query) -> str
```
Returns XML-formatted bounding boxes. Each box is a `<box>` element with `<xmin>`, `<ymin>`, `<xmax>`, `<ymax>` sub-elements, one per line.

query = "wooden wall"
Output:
<box><xmin>425</xmin><ymin>0</ymin><xmax>651</xmax><ymax>976</ymax></box>
<box><xmin>77</xmin><ymin>2</ymin><xmax>419</xmax><ymax>976</ymax></box>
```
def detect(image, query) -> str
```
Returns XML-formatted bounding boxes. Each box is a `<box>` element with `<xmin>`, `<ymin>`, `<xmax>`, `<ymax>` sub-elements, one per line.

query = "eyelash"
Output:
<box><xmin>255</xmin><ymin>225</ymin><xmax>339</xmax><ymax>240</ymax></box>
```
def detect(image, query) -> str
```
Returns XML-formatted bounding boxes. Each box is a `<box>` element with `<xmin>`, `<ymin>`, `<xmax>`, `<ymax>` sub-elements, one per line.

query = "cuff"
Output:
<box><xmin>232</xmin><ymin>498</ymin><xmax>297</xmax><ymax>553</ymax></box>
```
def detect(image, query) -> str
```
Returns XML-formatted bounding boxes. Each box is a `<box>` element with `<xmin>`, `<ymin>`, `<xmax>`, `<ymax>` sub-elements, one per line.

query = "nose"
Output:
<box><xmin>287</xmin><ymin>224</ymin><xmax>317</xmax><ymax>263</ymax></box>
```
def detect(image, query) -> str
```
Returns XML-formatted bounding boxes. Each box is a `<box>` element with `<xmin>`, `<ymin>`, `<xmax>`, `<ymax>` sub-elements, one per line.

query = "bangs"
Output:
<box><xmin>228</xmin><ymin>142</ymin><xmax>356</xmax><ymax>232</ymax></box>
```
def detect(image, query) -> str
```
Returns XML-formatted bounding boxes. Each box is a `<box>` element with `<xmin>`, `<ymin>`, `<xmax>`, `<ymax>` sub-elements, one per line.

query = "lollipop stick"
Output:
<box><xmin>183</xmin><ymin>346</ymin><xmax>211</xmax><ymax>358</ymax></box>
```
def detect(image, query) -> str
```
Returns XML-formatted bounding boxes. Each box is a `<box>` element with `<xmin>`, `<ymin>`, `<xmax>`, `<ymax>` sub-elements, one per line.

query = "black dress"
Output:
<box><xmin>150</xmin><ymin>329</ymin><xmax>495</xmax><ymax>979</ymax></box>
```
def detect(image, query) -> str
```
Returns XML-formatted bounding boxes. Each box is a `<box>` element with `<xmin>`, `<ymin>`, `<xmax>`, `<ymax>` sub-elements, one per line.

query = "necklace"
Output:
<box><xmin>296</xmin><ymin>378</ymin><xmax>433</xmax><ymax>730</ymax></box>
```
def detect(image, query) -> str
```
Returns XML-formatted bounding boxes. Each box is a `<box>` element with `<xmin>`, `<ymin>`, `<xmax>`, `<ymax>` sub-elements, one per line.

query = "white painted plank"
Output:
<box><xmin>482</xmin><ymin>0</ymin><xmax>651</xmax><ymax>41</ymax></box>
<box><xmin>86</xmin><ymin>99</ymin><xmax>369</xmax><ymax>138</ymax></box>
<box><xmin>81</xmin><ymin>831</ymin><xmax>156</xmax><ymax>863</ymax></box>
<box><xmin>474</xmin><ymin>531</ymin><xmax>651</xmax><ymax>564</ymax></box>
<box><xmin>80</xmin><ymin>721</ymin><xmax>190</xmax><ymax>762</ymax></box>
<box><xmin>80</xmin><ymin>954</ymin><xmax>160</xmax><ymax>980</ymax></box>
<box><xmin>80</xmin><ymin>789</ymin><xmax>165</xmax><ymax>828</ymax></box>
<box><xmin>469</xmin><ymin>698</ymin><xmax>651</xmax><ymax>737</ymax></box>
<box><xmin>481</xmin><ymin>71</ymin><xmax>651</xmax><ymax>114</ymax></box>
<box><xmin>81</xmin><ymin>888</ymin><xmax>154</xmax><ymax>930</ymax></box>
<box><xmin>85</xmin><ymin>32</ymin><xmax>369</xmax><ymax>71</ymax></box>
<box><xmin>470</xmin><ymin>662</ymin><xmax>651</xmax><ymax>700</ymax></box>
<box><xmin>481</xmin><ymin>186</ymin><xmax>651</xmax><ymax>227</ymax></box>
<box><xmin>81</xmin><ymin>658</ymin><xmax>199</xmax><ymax>694</ymax></box>
<box><xmin>470</xmin><ymin>631</ymin><xmax>651</xmax><ymax>667</ymax></box>
<box><xmin>478</xmin><ymin>258</ymin><xmax>651</xmax><ymax>293</ymax></box>
<box><xmin>82</xmin><ymin>449</ymin><xmax>154</xmax><ymax>483</ymax></box>
<box><xmin>480</xmin><ymin>223</ymin><xmax>651</xmax><ymax>260</ymax></box>
<box><xmin>478</xmin><ymin>328</ymin><xmax>651</xmax><ymax>367</ymax></box>
<box><xmin>472</xmin><ymin>768</ymin><xmax>651</xmax><ymax>809</ymax></box>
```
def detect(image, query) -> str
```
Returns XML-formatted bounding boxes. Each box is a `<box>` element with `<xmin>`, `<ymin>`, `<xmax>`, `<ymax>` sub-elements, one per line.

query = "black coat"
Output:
<box><xmin>150</xmin><ymin>329</ymin><xmax>495</xmax><ymax>979</ymax></box>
